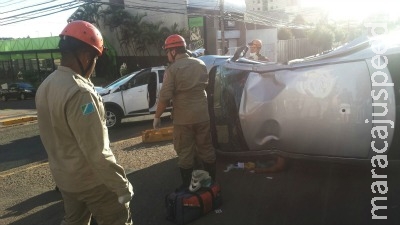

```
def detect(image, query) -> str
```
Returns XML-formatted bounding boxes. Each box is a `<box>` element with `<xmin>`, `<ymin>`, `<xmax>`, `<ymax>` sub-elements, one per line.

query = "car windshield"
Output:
<box><xmin>104</xmin><ymin>71</ymin><xmax>141</xmax><ymax>89</ymax></box>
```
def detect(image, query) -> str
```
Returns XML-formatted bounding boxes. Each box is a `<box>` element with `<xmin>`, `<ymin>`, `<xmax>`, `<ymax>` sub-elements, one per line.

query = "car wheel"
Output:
<box><xmin>20</xmin><ymin>93</ymin><xmax>26</xmax><ymax>100</ymax></box>
<box><xmin>105</xmin><ymin>107</ymin><xmax>121</xmax><ymax>129</ymax></box>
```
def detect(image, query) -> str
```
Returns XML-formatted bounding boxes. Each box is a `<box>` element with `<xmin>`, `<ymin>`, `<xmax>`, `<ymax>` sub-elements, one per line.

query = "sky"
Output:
<box><xmin>1</xmin><ymin>0</ymin><xmax>79</xmax><ymax>38</ymax></box>
<box><xmin>1</xmin><ymin>0</ymin><xmax>399</xmax><ymax>39</ymax></box>
<box><xmin>299</xmin><ymin>0</ymin><xmax>400</xmax><ymax>22</ymax></box>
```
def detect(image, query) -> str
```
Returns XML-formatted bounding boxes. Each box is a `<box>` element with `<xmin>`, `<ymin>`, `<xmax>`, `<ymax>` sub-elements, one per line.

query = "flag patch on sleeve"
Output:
<box><xmin>81</xmin><ymin>102</ymin><xmax>95</xmax><ymax>115</ymax></box>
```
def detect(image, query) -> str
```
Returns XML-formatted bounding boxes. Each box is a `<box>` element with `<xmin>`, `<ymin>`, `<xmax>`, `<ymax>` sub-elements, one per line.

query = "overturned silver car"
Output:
<box><xmin>205</xmin><ymin>33</ymin><xmax>400</xmax><ymax>161</ymax></box>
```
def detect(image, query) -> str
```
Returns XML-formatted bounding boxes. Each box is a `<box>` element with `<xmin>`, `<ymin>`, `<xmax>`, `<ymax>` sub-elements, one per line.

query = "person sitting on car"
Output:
<box><xmin>247</xmin><ymin>39</ymin><xmax>269</xmax><ymax>62</ymax></box>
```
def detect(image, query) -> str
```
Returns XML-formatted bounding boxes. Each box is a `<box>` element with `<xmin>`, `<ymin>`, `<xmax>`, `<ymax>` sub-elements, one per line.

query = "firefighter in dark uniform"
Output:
<box><xmin>153</xmin><ymin>34</ymin><xmax>217</xmax><ymax>188</ymax></box>
<box><xmin>36</xmin><ymin>20</ymin><xmax>133</xmax><ymax>225</ymax></box>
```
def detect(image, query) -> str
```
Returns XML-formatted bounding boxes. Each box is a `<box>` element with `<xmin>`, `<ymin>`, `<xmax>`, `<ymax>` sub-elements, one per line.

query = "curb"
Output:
<box><xmin>0</xmin><ymin>116</ymin><xmax>37</xmax><ymax>126</ymax></box>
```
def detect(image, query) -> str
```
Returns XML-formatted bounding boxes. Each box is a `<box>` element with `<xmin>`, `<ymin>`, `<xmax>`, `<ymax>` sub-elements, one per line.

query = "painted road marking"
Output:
<box><xmin>0</xmin><ymin>161</ymin><xmax>48</xmax><ymax>178</ymax></box>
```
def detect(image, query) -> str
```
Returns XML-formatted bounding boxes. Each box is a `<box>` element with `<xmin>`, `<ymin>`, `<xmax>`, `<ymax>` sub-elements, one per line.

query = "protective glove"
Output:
<box><xmin>118</xmin><ymin>181</ymin><xmax>134</xmax><ymax>204</ymax></box>
<box><xmin>153</xmin><ymin>117</ymin><xmax>161</xmax><ymax>130</ymax></box>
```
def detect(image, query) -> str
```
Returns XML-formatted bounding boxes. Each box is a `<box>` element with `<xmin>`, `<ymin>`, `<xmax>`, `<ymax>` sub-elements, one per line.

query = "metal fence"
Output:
<box><xmin>277</xmin><ymin>38</ymin><xmax>321</xmax><ymax>64</ymax></box>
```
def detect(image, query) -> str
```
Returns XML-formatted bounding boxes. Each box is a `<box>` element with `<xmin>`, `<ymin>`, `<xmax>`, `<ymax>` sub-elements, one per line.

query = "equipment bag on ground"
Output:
<box><xmin>165</xmin><ymin>183</ymin><xmax>222</xmax><ymax>225</ymax></box>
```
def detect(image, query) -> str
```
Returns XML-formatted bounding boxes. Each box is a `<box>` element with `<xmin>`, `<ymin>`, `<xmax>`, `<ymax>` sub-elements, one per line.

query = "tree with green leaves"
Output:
<box><xmin>278</xmin><ymin>28</ymin><xmax>293</xmax><ymax>40</ymax></box>
<box><xmin>291</xmin><ymin>15</ymin><xmax>307</xmax><ymax>38</ymax></box>
<box><xmin>68</xmin><ymin>1</ymin><xmax>103</xmax><ymax>26</ymax></box>
<box><xmin>68</xmin><ymin>2</ymin><xmax>192</xmax><ymax>57</ymax></box>
<box><xmin>308</xmin><ymin>25</ymin><xmax>335</xmax><ymax>52</ymax></box>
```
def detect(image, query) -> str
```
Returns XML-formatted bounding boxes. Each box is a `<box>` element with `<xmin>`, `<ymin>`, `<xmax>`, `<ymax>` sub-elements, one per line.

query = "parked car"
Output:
<box><xmin>99</xmin><ymin>66</ymin><xmax>168</xmax><ymax>128</ymax></box>
<box><xmin>0</xmin><ymin>82</ymin><xmax>36</xmax><ymax>101</ymax></box>
<box><xmin>205</xmin><ymin>33</ymin><xmax>400</xmax><ymax>161</ymax></box>
<box><xmin>94</xmin><ymin>86</ymin><xmax>106</xmax><ymax>94</ymax></box>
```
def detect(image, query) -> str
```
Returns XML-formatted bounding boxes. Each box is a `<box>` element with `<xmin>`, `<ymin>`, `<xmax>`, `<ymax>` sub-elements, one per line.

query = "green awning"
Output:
<box><xmin>0</xmin><ymin>36</ymin><xmax>116</xmax><ymax>65</ymax></box>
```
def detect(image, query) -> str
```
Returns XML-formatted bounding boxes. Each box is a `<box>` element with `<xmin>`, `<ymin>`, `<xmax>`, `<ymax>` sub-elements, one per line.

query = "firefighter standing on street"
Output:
<box><xmin>153</xmin><ymin>34</ymin><xmax>217</xmax><ymax>188</ymax></box>
<box><xmin>247</xmin><ymin>39</ymin><xmax>269</xmax><ymax>62</ymax></box>
<box><xmin>36</xmin><ymin>20</ymin><xmax>133</xmax><ymax>225</ymax></box>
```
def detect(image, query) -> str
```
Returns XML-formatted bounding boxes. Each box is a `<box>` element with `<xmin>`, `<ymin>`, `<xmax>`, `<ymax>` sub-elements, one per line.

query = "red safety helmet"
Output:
<box><xmin>163</xmin><ymin>34</ymin><xmax>186</xmax><ymax>50</ymax></box>
<box><xmin>60</xmin><ymin>20</ymin><xmax>104</xmax><ymax>56</ymax></box>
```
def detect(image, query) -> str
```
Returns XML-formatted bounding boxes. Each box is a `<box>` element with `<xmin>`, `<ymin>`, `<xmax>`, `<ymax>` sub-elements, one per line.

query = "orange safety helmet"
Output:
<box><xmin>60</xmin><ymin>20</ymin><xmax>104</xmax><ymax>56</ymax></box>
<box><xmin>248</xmin><ymin>39</ymin><xmax>262</xmax><ymax>48</ymax></box>
<box><xmin>163</xmin><ymin>34</ymin><xmax>186</xmax><ymax>50</ymax></box>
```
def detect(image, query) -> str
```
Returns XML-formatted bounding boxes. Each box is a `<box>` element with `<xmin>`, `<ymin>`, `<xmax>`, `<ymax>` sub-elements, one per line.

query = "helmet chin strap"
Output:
<box><xmin>171</xmin><ymin>50</ymin><xmax>177</xmax><ymax>61</ymax></box>
<box><xmin>73</xmin><ymin>52</ymin><xmax>95</xmax><ymax>78</ymax></box>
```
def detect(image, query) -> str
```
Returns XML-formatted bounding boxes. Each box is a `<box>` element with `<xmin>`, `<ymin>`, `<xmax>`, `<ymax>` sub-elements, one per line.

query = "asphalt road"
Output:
<box><xmin>0</xmin><ymin>99</ymin><xmax>170</xmax><ymax>171</ymax></box>
<box><xmin>1</xmin><ymin>99</ymin><xmax>400</xmax><ymax>225</ymax></box>
<box><xmin>0</xmin><ymin>98</ymin><xmax>36</xmax><ymax>111</ymax></box>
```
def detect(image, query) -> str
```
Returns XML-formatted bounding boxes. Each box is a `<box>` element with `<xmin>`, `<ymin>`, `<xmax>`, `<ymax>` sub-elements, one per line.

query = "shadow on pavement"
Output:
<box><xmin>128</xmin><ymin>157</ymin><xmax>400</xmax><ymax>225</ymax></box>
<box><xmin>3</xmin><ymin>191</ymin><xmax>64</xmax><ymax>225</ymax></box>
<box><xmin>0</xmin><ymin>136</ymin><xmax>47</xmax><ymax>172</ymax></box>
<box><xmin>4</xmin><ymin>157</ymin><xmax>400</xmax><ymax>225</ymax></box>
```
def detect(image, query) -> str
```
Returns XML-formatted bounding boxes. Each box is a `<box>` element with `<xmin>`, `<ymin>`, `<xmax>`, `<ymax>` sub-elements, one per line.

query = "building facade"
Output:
<box><xmin>101</xmin><ymin>0</ymin><xmax>247</xmax><ymax>56</ymax></box>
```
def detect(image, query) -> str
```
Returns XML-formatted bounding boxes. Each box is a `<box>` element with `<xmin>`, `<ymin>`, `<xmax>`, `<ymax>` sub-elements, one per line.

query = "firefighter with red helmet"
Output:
<box><xmin>36</xmin><ymin>20</ymin><xmax>133</xmax><ymax>225</ymax></box>
<box><xmin>153</xmin><ymin>34</ymin><xmax>217</xmax><ymax>189</ymax></box>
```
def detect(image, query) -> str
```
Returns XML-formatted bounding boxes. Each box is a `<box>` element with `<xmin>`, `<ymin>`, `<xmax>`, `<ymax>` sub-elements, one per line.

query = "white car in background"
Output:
<box><xmin>98</xmin><ymin>66</ymin><xmax>167</xmax><ymax>128</ymax></box>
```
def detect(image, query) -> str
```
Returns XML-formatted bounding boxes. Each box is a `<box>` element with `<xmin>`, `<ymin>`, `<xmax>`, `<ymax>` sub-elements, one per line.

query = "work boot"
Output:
<box><xmin>203</xmin><ymin>162</ymin><xmax>216</xmax><ymax>181</ymax></box>
<box><xmin>179</xmin><ymin>168</ymin><xmax>193</xmax><ymax>190</ymax></box>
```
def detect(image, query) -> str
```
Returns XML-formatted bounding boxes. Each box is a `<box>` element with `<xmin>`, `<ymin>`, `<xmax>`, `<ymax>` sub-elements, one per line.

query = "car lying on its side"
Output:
<box><xmin>205</xmin><ymin>33</ymin><xmax>400</xmax><ymax>161</ymax></box>
<box><xmin>0</xmin><ymin>82</ymin><xmax>37</xmax><ymax>101</ymax></box>
<box><xmin>98</xmin><ymin>66</ymin><xmax>168</xmax><ymax>128</ymax></box>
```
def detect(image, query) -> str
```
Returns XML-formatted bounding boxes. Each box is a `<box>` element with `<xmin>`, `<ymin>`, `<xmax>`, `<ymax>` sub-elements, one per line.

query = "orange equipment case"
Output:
<box><xmin>142</xmin><ymin>126</ymin><xmax>173</xmax><ymax>143</ymax></box>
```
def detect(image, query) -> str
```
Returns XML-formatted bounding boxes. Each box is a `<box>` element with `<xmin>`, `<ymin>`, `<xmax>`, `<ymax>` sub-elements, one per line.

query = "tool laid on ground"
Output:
<box><xmin>142</xmin><ymin>126</ymin><xmax>173</xmax><ymax>143</ymax></box>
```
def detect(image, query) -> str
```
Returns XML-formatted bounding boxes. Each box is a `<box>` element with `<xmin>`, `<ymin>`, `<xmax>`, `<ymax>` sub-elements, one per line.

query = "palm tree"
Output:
<box><xmin>99</xmin><ymin>5</ymin><xmax>189</xmax><ymax>57</ymax></box>
<box><xmin>68</xmin><ymin>1</ymin><xmax>103</xmax><ymax>26</ymax></box>
<box><xmin>100</xmin><ymin>8</ymin><xmax>146</xmax><ymax>56</ymax></box>
<box><xmin>141</xmin><ymin>21</ymin><xmax>164</xmax><ymax>56</ymax></box>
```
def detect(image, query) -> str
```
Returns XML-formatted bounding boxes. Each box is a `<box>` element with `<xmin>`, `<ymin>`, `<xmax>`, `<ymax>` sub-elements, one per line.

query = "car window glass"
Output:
<box><xmin>104</xmin><ymin>71</ymin><xmax>139</xmax><ymax>90</ymax></box>
<box><xmin>9</xmin><ymin>84</ymin><xmax>17</xmax><ymax>89</ymax></box>
<box><xmin>128</xmin><ymin>72</ymin><xmax>149</xmax><ymax>88</ymax></box>
<box><xmin>19</xmin><ymin>83</ymin><xmax>33</xmax><ymax>88</ymax></box>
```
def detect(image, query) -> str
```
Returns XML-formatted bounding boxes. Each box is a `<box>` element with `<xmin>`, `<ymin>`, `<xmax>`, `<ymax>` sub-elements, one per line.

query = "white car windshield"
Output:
<box><xmin>104</xmin><ymin>71</ymin><xmax>141</xmax><ymax>90</ymax></box>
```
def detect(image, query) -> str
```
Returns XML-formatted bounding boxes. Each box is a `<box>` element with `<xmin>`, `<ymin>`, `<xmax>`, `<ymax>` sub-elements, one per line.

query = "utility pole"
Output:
<box><xmin>220</xmin><ymin>0</ymin><xmax>225</xmax><ymax>55</ymax></box>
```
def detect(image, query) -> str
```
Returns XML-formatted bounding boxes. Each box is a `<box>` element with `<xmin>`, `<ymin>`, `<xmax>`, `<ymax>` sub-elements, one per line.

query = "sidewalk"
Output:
<box><xmin>0</xmin><ymin>109</ymin><xmax>37</xmax><ymax>127</ymax></box>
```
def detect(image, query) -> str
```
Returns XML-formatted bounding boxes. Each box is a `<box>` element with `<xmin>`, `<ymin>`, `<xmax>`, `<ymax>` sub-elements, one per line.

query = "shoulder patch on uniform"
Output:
<box><xmin>81</xmin><ymin>102</ymin><xmax>95</xmax><ymax>116</ymax></box>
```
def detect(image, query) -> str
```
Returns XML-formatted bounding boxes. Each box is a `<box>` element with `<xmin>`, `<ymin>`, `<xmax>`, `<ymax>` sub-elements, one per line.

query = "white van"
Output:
<box><xmin>98</xmin><ymin>66</ymin><xmax>167</xmax><ymax>128</ymax></box>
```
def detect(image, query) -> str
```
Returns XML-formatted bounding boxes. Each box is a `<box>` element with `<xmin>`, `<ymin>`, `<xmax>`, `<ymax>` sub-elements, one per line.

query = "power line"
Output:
<box><xmin>1</xmin><ymin>1</ymin><xmax>83</xmax><ymax>26</ymax></box>
<box><xmin>0</xmin><ymin>0</ymin><xmax>15</xmax><ymax>6</ymax></box>
<box><xmin>2</xmin><ymin>0</ymin><xmax>80</xmax><ymax>20</ymax></box>
<box><xmin>2</xmin><ymin>0</ymin><xmax>58</xmax><ymax>14</ymax></box>
<box><xmin>1</xmin><ymin>0</ymin><xmax>313</xmax><ymax>29</ymax></box>
<box><xmin>0</xmin><ymin>0</ymin><xmax>27</xmax><ymax>7</ymax></box>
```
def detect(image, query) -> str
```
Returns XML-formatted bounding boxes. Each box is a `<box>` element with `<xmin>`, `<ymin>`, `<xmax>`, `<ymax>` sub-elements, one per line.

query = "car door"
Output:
<box><xmin>149</xmin><ymin>69</ymin><xmax>165</xmax><ymax>112</ymax></box>
<box><xmin>122</xmin><ymin>71</ymin><xmax>151</xmax><ymax>115</ymax></box>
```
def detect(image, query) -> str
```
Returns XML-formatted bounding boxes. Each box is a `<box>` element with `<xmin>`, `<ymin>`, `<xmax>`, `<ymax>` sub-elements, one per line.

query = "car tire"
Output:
<box><xmin>105</xmin><ymin>107</ymin><xmax>121</xmax><ymax>129</ymax></box>
<box><xmin>20</xmin><ymin>93</ymin><xmax>26</xmax><ymax>100</ymax></box>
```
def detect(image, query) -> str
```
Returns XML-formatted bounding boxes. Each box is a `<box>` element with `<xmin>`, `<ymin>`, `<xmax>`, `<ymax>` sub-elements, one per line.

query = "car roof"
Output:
<box><xmin>218</xmin><ymin>32</ymin><xmax>400</xmax><ymax>73</ymax></box>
